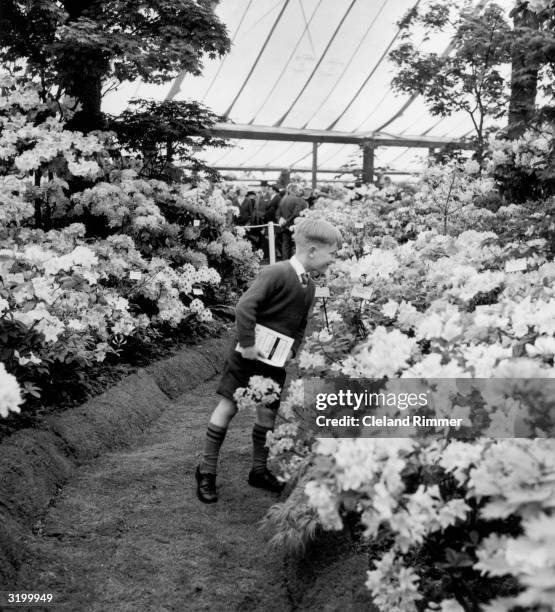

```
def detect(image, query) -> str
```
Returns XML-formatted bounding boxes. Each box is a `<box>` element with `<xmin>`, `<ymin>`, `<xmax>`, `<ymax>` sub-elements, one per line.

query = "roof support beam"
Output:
<box><xmin>192</xmin><ymin>166</ymin><xmax>419</xmax><ymax>175</ymax></box>
<box><xmin>210</xmin><ymin>122</ymin><xmax>474</xmax><ymax>149</ymax></box>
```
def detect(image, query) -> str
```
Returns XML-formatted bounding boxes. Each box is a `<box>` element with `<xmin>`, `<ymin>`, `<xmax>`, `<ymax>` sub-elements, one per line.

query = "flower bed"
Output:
<box><xmin>0</xmin><ymin>74</ymin><xmax>260</xmax><ymax>428</ymax></box>
<box><xmin>263</xmin><ymin>153</ymin><xmax>555</xmax><ymax>611</ymax></box>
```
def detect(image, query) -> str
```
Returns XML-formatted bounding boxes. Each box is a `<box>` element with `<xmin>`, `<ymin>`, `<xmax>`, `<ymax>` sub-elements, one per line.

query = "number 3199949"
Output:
<box><xmin>1</xmin><ymin>592</ymin><xmax>56</xmax><ymax>607</ymax></box>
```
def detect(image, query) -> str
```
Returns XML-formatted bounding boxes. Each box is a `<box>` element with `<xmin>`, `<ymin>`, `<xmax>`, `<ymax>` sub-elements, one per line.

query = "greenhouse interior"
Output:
<box><xmin>1</xmin><ymin>0</ymin><xmax>554</xmax><ymax>610</ymax></box>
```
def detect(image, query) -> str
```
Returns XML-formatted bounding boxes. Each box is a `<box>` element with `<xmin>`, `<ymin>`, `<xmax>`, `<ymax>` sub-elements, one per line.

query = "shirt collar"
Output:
<box><xmin>289</xmin><ymin>255</ymin><xmax>306</xmax><ymax>279</ymax></box>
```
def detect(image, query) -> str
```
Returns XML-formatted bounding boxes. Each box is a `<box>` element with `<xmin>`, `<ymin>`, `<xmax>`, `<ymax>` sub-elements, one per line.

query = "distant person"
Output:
<box><xmin>266</xmin><ymin>184</ymin><xmax>282</xmax><ymax>225</ymax></box>
<box><xmin>251</xmin><ymin>181</ymin><xmax>273</xmax><ymax>256</ymax></box>
<box><xmin>194</xmin><ymin>217</ymin><xmax>342</xmax><ymax>503</ymax></box>
<box><xmin>276</xmin><ymin>184</ymin><xmax>307</xmax><ymax>259</ymax></box>
<box><xmin>378</xmin><ymin>175</ymin><xmax>392</xmax><ymax>190</ymax></box>
<box><xmin>233</xmin><ymin>187</ymin><xmax>254</xmax><ymax>226</ymax></box>
<box><xmin>378</xmin><ymin>175</ymin><xmax>402</xmax><ymax>202</ymax></box>
<box><xmin>302</xmin><ymin>187</ymin><xmax>317</xmax><ymax>208</ymax></box>
<box><xmin>263</xmin><ymin>184</ymin><xmax>283</xmax><ymax>259</ymax></box>
<box><xmin>252</xmin><ymin>181</ymin><xmax>272</xmax><ymax>224</ymax></box>
<box><xmin>241</xmin><ymin>189</ymin><xmax>261</xmax><ymax>251</ymax></box>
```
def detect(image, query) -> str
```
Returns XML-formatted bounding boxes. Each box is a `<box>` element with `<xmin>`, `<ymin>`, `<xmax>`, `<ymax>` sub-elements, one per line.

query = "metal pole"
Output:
<box><xmin>268</xmin><ymin>221</ymin><xmax>276</xmax><ymax>264</ymax></box>
<box><xmin>362</xmin><ymin>142</ymin><xmax>375</xmax><ymax>184</ymax></box>
<box><xmin>322</xmin><ymin>298</ymin><xmax>329</xmax><ymax>332</ymax></box>
<box><xmin>312</xmin><ymin>142</ymin><xmax>318</xmax><ymax>190</ymax></box>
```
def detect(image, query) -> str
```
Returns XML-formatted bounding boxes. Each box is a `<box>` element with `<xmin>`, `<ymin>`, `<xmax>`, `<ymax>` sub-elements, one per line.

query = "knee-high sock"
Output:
<box><xmin>252</xmin><ymin>423</ymin><xmax>272</xmax><ymax>473</ymax></box>
<box><xmin>200</xmin><ymin>423</ymin><xmax>227</xmax><ymax>474</ymax></box>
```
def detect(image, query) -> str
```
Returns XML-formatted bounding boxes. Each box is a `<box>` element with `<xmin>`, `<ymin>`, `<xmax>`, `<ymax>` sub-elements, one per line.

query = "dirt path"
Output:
<box><xmin>15</xmin><ymin>368</ymin><xmax>377</xmax><ymax>612</ymax></box>
<box><xmin>17</xmin><ymin>378</ymin><xmax>293</xmax><ymax>612</ymax></box>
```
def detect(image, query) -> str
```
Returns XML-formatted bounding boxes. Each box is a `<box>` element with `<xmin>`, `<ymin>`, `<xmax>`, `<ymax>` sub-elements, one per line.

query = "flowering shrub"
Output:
<box><xmin>67</xmin><ymin>174</ymin><xmax>260</xmax><ymax>295</ymax></box>
<box><xmin>0</xmin><ymin>74</ymin><xmax>106</xmax><ymax>180</ymax></box>
<box><xmin>0</xmin><ymin>74</ymin><xmax>261</xmax><ymax>419</ymax></box>
<box><xmin>487</xmin><ymin>124</ymin><xmax>555</xmax><ymax>203</ymax></box>
<box><xmin>265</xmin><ymin>170</ymin><xmax>555</xmax><ymax>610</ymax></box>
<box><xmin>303</xmin><ymin>437</ymin><xmax>555</xmax><ymax>611</ymax></box>
<box><xmin>0</xmin><ymin>223</ymin><xmax>222</xmax><ymax>412</ymax></box>
<box><xmin>412</xmin><ymin>160</ymin><xmax>497</xmax><ymax>234</ymax></box>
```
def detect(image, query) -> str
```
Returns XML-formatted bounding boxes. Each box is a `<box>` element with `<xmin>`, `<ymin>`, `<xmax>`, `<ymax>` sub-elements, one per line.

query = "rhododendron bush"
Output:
<box><xmin>264</xmin><ymin>152</ymin><xmax>555</xmax><ymax>611</ymax></box>
<box><xmin>0</xmin><ymin>73</ymin><xmax>260</xmax><ymax>418</ymax></box>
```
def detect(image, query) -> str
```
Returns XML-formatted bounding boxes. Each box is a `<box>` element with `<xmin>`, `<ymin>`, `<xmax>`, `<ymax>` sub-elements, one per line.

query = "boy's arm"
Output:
<box><xmin>235</xmin><ymin>267</ymin><xmax>277</xmax><ymax>349</ymax></box>
<box><xmin>291</xmin><ymin>318</ymin><xmax>308</xmax><ymax>358</ymax></box>
<box><xmin>291</xmin><ymin>294</ymin><xmax>316</xmax><ymax>357</ymax></box>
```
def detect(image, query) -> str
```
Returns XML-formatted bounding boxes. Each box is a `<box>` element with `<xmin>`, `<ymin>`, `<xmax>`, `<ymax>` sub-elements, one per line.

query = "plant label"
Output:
<box><xmin>504</xmin><ymin>259</ymin><xmax>527</xmax><ymax>273</ymax></box>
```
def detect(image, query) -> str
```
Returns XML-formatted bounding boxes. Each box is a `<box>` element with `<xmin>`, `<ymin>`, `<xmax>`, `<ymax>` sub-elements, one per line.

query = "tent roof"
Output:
<box><xmin>103</xmin><ymin>0</ymin><xmax>513</xmax><ymax>179</ymax></box>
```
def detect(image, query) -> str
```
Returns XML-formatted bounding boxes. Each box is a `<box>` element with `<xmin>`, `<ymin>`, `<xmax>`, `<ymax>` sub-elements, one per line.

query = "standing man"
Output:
<box><xmin>268</xmin><ymin>184</ymin><xmax>284</xmax><ymax>259</ymax></box>
<box><xmin>253</xmin><ymin>181</ymin><xmax>272</xmax><ymax>223</ymax></box>
<box><xmin>266</xmin><ymin>184</ymin><xmax>282</xmax><ymax>225</ymax></box>
<box><xmin>251</xmin><ymin>181</ymin><xmax>272</xmax><ymax>256</ymax></box>
<box><xmin>233</xmin><ymin>186</ymin><xmax>255</xmax><ymax>226</ymax></box>
<box><xmin>276</xmin><ymin>183</ymin><xmax>307</xmax><ymax>259</ymax></box>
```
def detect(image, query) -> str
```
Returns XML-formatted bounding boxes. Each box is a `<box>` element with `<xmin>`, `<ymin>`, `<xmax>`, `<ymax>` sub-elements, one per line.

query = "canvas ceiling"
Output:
<box><xmin>103</xmin><ymin>0</ymin><xmax>513</xmax><ymax>181</ymax></box>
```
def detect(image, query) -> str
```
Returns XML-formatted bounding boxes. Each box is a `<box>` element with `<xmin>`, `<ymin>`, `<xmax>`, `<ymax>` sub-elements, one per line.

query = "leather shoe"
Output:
<box><xmin>195</xmin><ymin>466</ymin><xmax>217</xmax><ymax>503</ymax></box>
<box><xmin>248</xmin><ymin>468</ymin><xmax>285</xmax><ymax>494</ymax></box>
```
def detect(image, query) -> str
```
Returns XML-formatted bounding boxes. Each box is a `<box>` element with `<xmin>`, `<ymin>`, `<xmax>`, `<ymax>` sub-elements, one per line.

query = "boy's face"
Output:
<box><xmin>306</xmin><ymin>242</ymin><xmax>338</xmax><ymax>274</ymax></box>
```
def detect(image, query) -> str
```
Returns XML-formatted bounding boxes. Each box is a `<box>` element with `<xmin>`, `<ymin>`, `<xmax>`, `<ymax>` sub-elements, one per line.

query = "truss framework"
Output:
<box><xmin>208</xmin><ymin>123</ymin><xmax>474</xmax><ymax>186</ymax></box>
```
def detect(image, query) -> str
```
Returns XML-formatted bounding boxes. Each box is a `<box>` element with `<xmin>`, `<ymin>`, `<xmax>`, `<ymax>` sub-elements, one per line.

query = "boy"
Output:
<box><xmin>195</xmin><ymin>218</ymin><xmax>342</xmax><ymax>503</ymax></box>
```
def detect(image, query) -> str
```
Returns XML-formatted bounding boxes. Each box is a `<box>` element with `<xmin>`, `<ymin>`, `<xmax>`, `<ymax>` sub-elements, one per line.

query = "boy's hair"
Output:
<box><xmin>294</xmin><ymin>217</ymin><xmax>342</xmax><ymax>249</ymax></box>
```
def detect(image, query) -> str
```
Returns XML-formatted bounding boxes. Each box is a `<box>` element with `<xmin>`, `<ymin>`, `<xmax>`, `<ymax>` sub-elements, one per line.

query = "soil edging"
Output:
<box><xmin>0</xmin><ymin>333</ymin><xmax>232</xmax><ymax>588</ymax></box>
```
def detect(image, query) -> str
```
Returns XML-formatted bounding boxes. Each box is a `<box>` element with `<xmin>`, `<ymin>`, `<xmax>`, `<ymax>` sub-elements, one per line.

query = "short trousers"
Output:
<box><xmin>217</xmin><ymin>348</ymin><xmax>287</xmax><ymax>410</ymax></box>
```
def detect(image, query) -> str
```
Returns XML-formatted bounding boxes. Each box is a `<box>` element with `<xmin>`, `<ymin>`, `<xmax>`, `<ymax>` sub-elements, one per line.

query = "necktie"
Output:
<box><xmin>300</xmin><ymin>272</ymin><xmax>309</xmax><ymax>288</ymax></box>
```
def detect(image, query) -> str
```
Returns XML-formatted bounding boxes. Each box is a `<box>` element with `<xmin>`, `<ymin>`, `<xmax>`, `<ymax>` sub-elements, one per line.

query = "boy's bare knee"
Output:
<box><xmin>210</xmin><ymin>397</ymin><xmax>238</xmax><ymax>427</ymax></box>
<box><xmin>216</xmin><ymin>398</ymin><xmax>237</xmax><ymax>417</ymax></box>
<box><xmin>256</xmin><ymin>405</ymin><xmax>277</xmax><ymax>428</ymax></box>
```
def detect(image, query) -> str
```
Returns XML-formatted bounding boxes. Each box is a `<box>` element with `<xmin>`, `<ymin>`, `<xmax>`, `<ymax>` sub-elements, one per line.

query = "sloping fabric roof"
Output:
<box><xmin>103</xmin><ymin>0</ymin><xmax>512</xmax><ymax>179</ymax></box>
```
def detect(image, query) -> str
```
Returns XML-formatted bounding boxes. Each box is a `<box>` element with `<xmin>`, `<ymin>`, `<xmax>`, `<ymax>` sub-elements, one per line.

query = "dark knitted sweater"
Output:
<box><xmin>235</xmin><ymin>261</ymin><xmax>316</xmax><ymax>356</ymax></box>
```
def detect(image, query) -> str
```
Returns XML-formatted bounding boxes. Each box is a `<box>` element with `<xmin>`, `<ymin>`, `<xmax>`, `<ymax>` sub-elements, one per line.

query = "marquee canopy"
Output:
<box><xmin>103</xmin><ymin>0</ymin><xmax>513</xmax><ymax>181</ymax></box>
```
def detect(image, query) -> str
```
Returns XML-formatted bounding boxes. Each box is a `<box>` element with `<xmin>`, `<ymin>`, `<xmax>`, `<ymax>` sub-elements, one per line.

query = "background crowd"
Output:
<box><xmin>229</xmin><ymin>177</ymin><xmax>397</xmax><ymax>260</ymax></box>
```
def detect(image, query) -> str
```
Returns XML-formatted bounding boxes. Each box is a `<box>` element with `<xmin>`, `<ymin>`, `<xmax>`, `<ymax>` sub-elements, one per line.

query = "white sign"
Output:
<box><xmin>474</xmin><ymin>305</ymin><xmax>497</xmax><ymax>316</ymax></box>
<box><xmin>315</xmin><ymin>286</ymin><xmax>330</xmax><ymax>298</ymax></box>
<box><xmin>504</xmin><ymin>258</ymin><xmax>527</xmax><ymax>273</ymax></box>
<box><xmin>129</xmin><ymin>271</ymin><xmax>142</xmax><ymax>280</ymax></box>
<box><xmin>354</xmin><ymin>222</ymin><xmax>364</xmax><ymax>229</ymax></box>
<box><xmin>236</xmin><ymin>324</ymin><xmax>294</xmax><ymax>368</ymax></box>
<box><xmin>192</xmin><ymin>287</ymin><xmax>203</xmax><ymax>295</ymax></box>
<box><xmin>193</xmin><ymin>219</ymin><xmax>201</xmax><ymax>227</ymax></box>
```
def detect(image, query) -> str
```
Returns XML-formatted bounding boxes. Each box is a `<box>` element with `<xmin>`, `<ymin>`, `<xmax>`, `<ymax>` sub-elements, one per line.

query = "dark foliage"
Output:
<box><xmin>0</xmin><ymin>0</ymin><xmax>230</xmax><ymax>132</ymax></box>
<box><xmin>109</xmin><ymin>99</ymin><xmax>228</xmax><ymax>182</ymax></box>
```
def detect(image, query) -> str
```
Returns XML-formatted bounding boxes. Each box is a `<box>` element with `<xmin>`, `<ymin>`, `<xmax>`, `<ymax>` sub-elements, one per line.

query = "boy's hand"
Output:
<box><xmin>241</xmin><ymin>345</ymin><xmax>262</xmax><ymax>360</ymax></box>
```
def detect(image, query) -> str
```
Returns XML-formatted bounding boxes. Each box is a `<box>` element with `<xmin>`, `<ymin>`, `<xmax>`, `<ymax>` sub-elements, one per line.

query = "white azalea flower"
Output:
<box><xmin>0</xmin><ymin>363</ymin><xmax>23</xmax><ymax>418</ymax></box>
<box><xmin>382</xmin><ymin>299</ymin><xmax>399</xmax><ymax>318</ymax></box>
